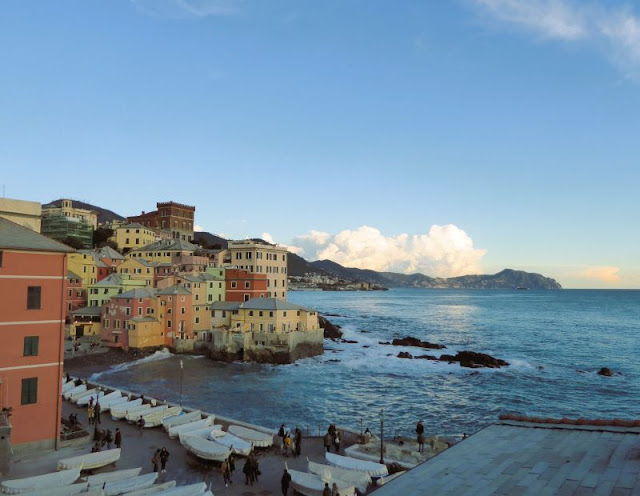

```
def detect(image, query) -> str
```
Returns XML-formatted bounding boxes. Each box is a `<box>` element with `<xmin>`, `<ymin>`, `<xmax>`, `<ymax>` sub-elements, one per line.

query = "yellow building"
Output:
<box><xmin>129</xmin><ymin>238</ymin><xmax>199</xmax><ymax>264</ymax></box>
<box><xmin>212</xmin><ymin>298</ymin><xmax>319</xmax><ymax>333</ymax></box>
<box><xmin>116</xmin><ymin>257</ymin><xmax>155</xmax><ymax>287</ymax></box>
<box><xmin>228</xmin><ymin>239</ymin><xmax>289</xmax><ymax>299</ymax></box>
<box><xmin>68</xmin><ymin>252</ymin><xmax>98</xmax><ymax>287</ymax></box>
<box><xmin>113</xmin><ymin>223</ymin><xmax>157</xmax><ymax>252</ymax></box>
<box><xmin>0</xmin><ymin>197</ymin><xmax>42</xmax><ymax>232</ymax></box>
<box><xmin>42</xmin><ymin>198</ymin><xmax>98</xmax><ymax>229</ymax></box>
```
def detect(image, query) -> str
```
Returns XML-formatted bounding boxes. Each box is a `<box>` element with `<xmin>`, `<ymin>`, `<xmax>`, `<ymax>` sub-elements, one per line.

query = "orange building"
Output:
<box><xmin>225</xmin><ymin>269</ymin><xmax>268</xmax><ymax>302</ymax></box>
<box><xmin>0</xmin><ymin>217</ymin><xmax>73</xmax><ymax>457</ymax></box>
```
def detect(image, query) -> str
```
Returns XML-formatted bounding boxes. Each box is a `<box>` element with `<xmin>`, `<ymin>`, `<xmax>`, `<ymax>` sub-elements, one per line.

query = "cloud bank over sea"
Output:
<box><xmin>287</xmin><ymin>224</ymin><xmax>487</xmax><ymax>278</ymax></box>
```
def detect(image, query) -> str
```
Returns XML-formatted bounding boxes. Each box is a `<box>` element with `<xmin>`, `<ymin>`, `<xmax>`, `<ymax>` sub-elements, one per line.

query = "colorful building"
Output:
<box><xmin>41</xmin><ymin>215</ymin><xmax>93</xmax><ymax>249</ymax></box>
<box><xmin>101</xmin><ymin>288</ymin><xmax>161</xmax><ymax>349</ymax></box>
<box><xmin>126</xmin><ymin>201</ymin><xmax>196</xmax><ymax>242</ymax></box>
<box><xmin>0</xmin><ymin>197</ymin><xmax>42</xmax><ymax>232</ymax></box>
<box><xmin>64</xmin><ymin>271</ymin><xmax>86</xmax><ymax>323</ymax></box>
<box><xmin>156</xmin><ymin>285</ymin><xmax>193</xmax><ymax>343</ymax></box>
<box><xmin>205</xmin><ymin>267</ymin><xmax>227</xmax><ymax>303</ymax></box>
<box><xmin>113</xmin><ymin>223</ymin><xmax>157</xmax><ymax>252</ymax></box>
<box><xmin>116</xmin><ymin>257</ymin><xmax>155</xmax><ymax>287</ymax></box>
<box><xmin>42</xmin><ymin>199</ymin><xmax>98</xmax><ymax>229</ymax></box>
<box><xmin>87</xmin><ymin>273</ymin><xmax>147</xmax><ymax>307</ymax></box>
<box><xmin>67</xmin><ymin>251</ymin><xmax>98</xmax><ymax>287</ymax></box>
<box><xmin>129</xmin><ymin>238</ymin><xmax>199</xmax><ymax>264</ymax></box>
<box><xmin>228</xmin><ymin>239</ymin><xmax>289</xmax><ymax>299</ymax></box>
<box><xmin>225</xmin><ymin>268</ymin><xmax>268</xmax><ymax>302</ymax></box>
<box><xmin>0</xmin><ymin>217</ymin><xmax>73</xmax><ymax>458</ymax></box>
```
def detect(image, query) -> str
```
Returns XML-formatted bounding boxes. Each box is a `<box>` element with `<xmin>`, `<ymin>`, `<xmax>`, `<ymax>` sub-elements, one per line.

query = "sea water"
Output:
<box><xmin>90</xmin><ymin>289</ymin><xmax>640</xmax><ymax>437</ymax></box>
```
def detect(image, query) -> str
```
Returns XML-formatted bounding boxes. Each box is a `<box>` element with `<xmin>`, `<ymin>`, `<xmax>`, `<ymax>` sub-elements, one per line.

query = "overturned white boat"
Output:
<box><xmin>63</xmin><ymin>384</ymin><xmax>86</xmax><ymax>400</ymax></box>
<box><xmin>122</xmin><ymin>481</ymin><xmax>176</xmax><ymax>496</ymax></box>
<box><xmin>125</xmin><ymin>404</ymin><xmax>160</xmax><ymax>422</ymax></box>
<box><xmin>103</xmin><ymin>472</ymin><xmax>158</xmax><ymax>496</ymax></box>
<box><xmin>182</xmin><ymin>435</ymin><xmax>231</xmax><ymax>462</ymax></box>
<box><xmin>143</xmin><ymin>406</ymin><xmax>181</xmax><ymax>428</ymax></box>
<box><xmin>20</xmin><ymin>482</ymin><xmax>88</xmax><ymax>496</ymax></box>
<box><xmin>208</xmin><ymin>431</ymin><xmax>252</xmax><ymax>456</ymax></box>
<box><xmin>178</xmin><ymin>426</ymin><xmax>223</xmax><ymax>446</ymax></box>
<box><xmin>77</xmin><ymin>390</ymin><xmax>105</xmax><ymax>407</ymax></box>
<box><xmin>0</xmin><ymin>467</ymin><xmax>81</xmax><ymax>494</ymax></box>
<box><xmin>100</xmin><ymin>394</ymin><xmax>128</xmax><ymax>412</ymax></box>
<box><xmin>287</xmin><ymin>466</ymin><xmax>356</xmax><ymax>496</ymax></box>
<box><xmin>168</xmin><ymin>416</ymin><xmax>214</xmax><ymax>439</ymax></box>
<box><xmin>110</xmin><ymin>398</ymin><xmax>143</xmax><ymax>420</ymax></box>
<box><xmin>62</xmin><ymin>380</ymin><xmax>77</xmax><ymax>394</ymax></box>
<box><xmin>70</xmin><ymin>388</ymin><xmax>100</xmax><ymax>404</ymax></box>
<box><xmin>307</xmin><ymin>459</ymin><xmax>372</xmax><ymax>492</ymax></box>
<box><xmin>162</xmin><ymin>410</ymin><xmax>201</xmax><ymax>431</ymax></box>
<box><xmin>58</xmin><ymin>448</ymin><xmax>121</xmax><ymax>471</ymax></box>
<box><xmin>325</xmin><ymin>452</ymin><xmax>388</xmax><ymax>477</ymax></box>
<box><xmin>151</xmin><ymin>482</ymin><xmax>207</xmax><ymax>496</ymax></box>
<box><xmin>85</xmin><ymin>467</ymin><xmax>142</xmax><ymax>486</ymax></box>
<box><xmin>227</xmin><ymin>425</ymin><xmax>273</xmax><ymax>448</ymax></box>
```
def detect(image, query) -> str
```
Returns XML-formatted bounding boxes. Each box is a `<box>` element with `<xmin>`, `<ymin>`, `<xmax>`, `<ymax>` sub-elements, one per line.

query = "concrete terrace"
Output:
<box><xmin>373</xmin><ymin>418</ymin><xmax>640</xmax><ymax>495</ymax></box>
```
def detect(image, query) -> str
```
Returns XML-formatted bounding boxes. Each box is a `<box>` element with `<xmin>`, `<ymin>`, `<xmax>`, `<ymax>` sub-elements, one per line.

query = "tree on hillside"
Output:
<box><xmin>93</xmin><ymin>227</ymin><xmax>114</xmax><ymax>248</ymax></box>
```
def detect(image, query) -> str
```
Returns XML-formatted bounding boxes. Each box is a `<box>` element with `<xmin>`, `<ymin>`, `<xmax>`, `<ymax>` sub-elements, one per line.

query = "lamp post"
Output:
<box><xmin>179</xmin><ymin>359</ymin><xmax>184</xmax><ymax>407</ymax></box>
<box><xmin>379</xmin><ymin>408</ymin><xmax>384</xmax><ymax>465</ymax></box>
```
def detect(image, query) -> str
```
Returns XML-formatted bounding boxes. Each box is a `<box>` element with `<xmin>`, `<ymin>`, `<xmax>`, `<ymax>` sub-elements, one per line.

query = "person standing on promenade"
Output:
<box><xmin>87</xmin><ymin>404</ymin><xmax>95</xmax><ymax>425</ymax></box>
<box><xmin>322</xmin><ymin>482</ymin><xmax>331</xmax><ymax>496</ymax></box>
<box><xmin>242</xmin><ymin>458</ymin><xmax>253</xmax><ymax>485</ymax></box>
<box><xmin>104</xmin><ymin>429</ymin><xmax>113</xmax><ymax>449</ymax></box>
<box><xmin>324</xmin><ymin>431</ymin><xmax>332</xmax><ymax>453</ymax></box>
<box><xmin>278</xmin><ymin>424</ymin><xmax>285</xmax><ymax>443</ymax></box>
<box><xmin>221</xmin><ymin>457</ymin><xmax>232</xmax><ymax>486</ymax></box>
<box><xmin>114</xmin><ymin>428</ymin><xmax>122</xmax><ymax>449</ymax></box>
<box><xmin>151</xmin><ymin>449</ymin><xmax>160</xmax><ymax>473</ymax></box>
<box><xmin>331</xmin><ymin>482</ymin><xmax>339</xmax><ymax>496</ymax></box>
<box><xmin>159</xmin><ymin>447</ymin><xmax>170</xmax><ymax>473</ymax></box>
<box><xmin>137</xmin><ymin>416</ymin><xmax>145</xmax><ymax>435</ymax></box>
<box><xmin>416</xmin><ymin>420</ymin><xmax>425</xmax><ymax>453</ymax></box>
<box><xmin>229</xmin><ymin>453</ymin><xmax>235</xmax><ymax>477</ymax></box>
<box><xmin>95</xmin><ymin>401</ymin><xmax>101</xmax><ymax>424</ymax></box>
<box><xmin>294</xmin><ymin>428</ymin><xmax>302</xmax><ymax>457</ymax></box>
<box><xmin>281</xmin><ymin>468</ymin><xmax>291</xmax><ymax>495</ymax></box>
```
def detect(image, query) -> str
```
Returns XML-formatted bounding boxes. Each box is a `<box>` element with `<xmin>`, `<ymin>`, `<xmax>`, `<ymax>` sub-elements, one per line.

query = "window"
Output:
<box><xmin>283</xmin><ymin>311</ymin><xmax>287</xmax><ymax>317</ymax></box>
<box><xmin>125</xmin><ymin>307</ymin><xmax>131</xmax><ymax>316</ymax></box>
<box><xmin>195</xmin><ymin>317</ymin><xmax>200</xmax><ymax>324</ymax></box>
<box><xmin>104</xmin><ymin>319</ymin><xmax>110</xmax><ymax>328</ymax></box>
<box><xmin>231</xmin><ymin>281</ymin><xmax>237</xmax><ymax>289</ymax></box>
<box><xmin>21</xmin><ymin>378</ymin><xmax>37</xmax><ymax>405</ymax></box>
<box><xmin>181</xmin><ymin>307</ymin><xmax>185</xmax><ymax>314</ymax></box>
<box><xmin>269</xmin><ymin>311</ymin><xmax>274</xmax><ymax>317</ymax></box>
<box><xmin>0</xmin><ymin>250</ymin><xmax>3</xmax><ymax>266</ymax></box>
<box><xmin>68</xmin><ymin>289</ymin><xmax>72</xmax><ymax>297</ymax></box>
<box><xmin>259</xmin><ymin>311</ymin><xmax>263</xmax><ymax>317</ymax></box>
<box><xmin>23</xmin><ymin>336</ymin><xmax>39</xmax><ymax>356</ymax></box>
<box><xmin>138</xmin><ymin>307</ymin><xmax>142</xmax><ymax>316</ymax></box>
<box><xmin>168</xmin><ymin>320</ymin><xmax>172</xmax><ymax>328</ymax></box>
<box><xmin>245</xmin><ymin>281</ymin><xmax>250</xmax><ymax>289</ymax></box>
<box><xmin>27</xmin><ymin>286</ymin><xmax>41</xmax><ymax>310</ymax></box>
<box><xmin>115</xmin><ymin>320</ymin><xmax>120</xmax><ymax>329</ymax></box>
<box><xmin>249</xmin><ymin>311</ymin><xmax>254</xmax><ymax>316</ymax></box>
<box><xmin>244</xmin><ymin>294</ymin><xmax>250</xmax><ymax>302</ymax></box>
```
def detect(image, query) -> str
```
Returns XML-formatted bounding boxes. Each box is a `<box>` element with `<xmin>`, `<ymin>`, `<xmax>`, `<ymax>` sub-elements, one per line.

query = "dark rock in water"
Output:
<box><xmin>415</xmin><ymin>355</ymin><xmax>437</xmax><ymax>360</ymax></box>
<box><xmin>456</xmin><ymin>351</ymin><xmax>509</xmax><ymax>368</ymax></box>
<box><xmin>319</xmin><ymin>316</ymin><xmax>343</xmax><ymax>339</ymax></box>
<box><xmin>438</xmin><ymin>354</ymin><xmax>458</xmax><ymax>362</ymax></box>
<box><xmin>363</xmin><ymin>345</ymin><xmax>370</xmax><ymax>348</ymax></box>
<box><xmin>391</xmin><ymin>336</ymin><xmax>446</xmax><ymax>350</ymax></box>
<box><xmin>379</xmin><ymin>341</ymin><xmax>391</xmax><ymax>345</ymax></box>
<box><xmin>340</xmin><ymin>339</ymin><xmax>358</xmax><ymax>344</ymax></box>
<box><xmin>326</xmin><ymin>359</ymin><xmax>341</xmax><ymax>363</ymax></box>
<box><xmin>598</xmin><ymin>367</ymin><xmax>614</xmax><ymax>377</ymax></box>
<box><xmin>360</xmin><ymin>330</ymin><xmax>371</xmax><ymax>333</ymax></box>
<box><xmin>397</xmin><ymin>352</ymin><xmax>413</xmax><ymax>359</ymax></box>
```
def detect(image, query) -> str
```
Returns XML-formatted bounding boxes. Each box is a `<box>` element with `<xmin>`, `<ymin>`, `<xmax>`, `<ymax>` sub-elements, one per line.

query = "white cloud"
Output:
<box><xmin>194</xmin><ymin>224</ymin><xmax>204</xmax><ymax>232</ymax></box>
<box><xmin>131</xmin><ymin>0</ymin><xmax>242</xmax><ymax>19</ymax></box>
<box><xmin>261</xmin><ymin>232</ymin><xmax>304</xmax><ymax>255</ymax></box>
<box><xmin>580</xmin><ymin>265</ymin><xmax>621</xmax><ymax>284</ymax></box>
<box><xmin>292</xmin><ymin>225</ymin><xmax>487</xmax><ymax>278</ymax></box>
<box><xmin>469</xmin><ymin>0</ymin><xmax>640</xmax><ymax>78</ymax></box>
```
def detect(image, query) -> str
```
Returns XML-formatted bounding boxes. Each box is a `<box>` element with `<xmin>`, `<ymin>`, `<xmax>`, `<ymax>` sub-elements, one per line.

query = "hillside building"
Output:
<box><xmin>113</xmin><ymin>222</ymin><xmax>157</xmax><ymax>252</ymax></box>
<box><xmin>227</xmin><ymin>239</ymin><xmax>289</xmax><ymax>299</ymax></box>
<box><xmin>42</xmin><ymin>199</ymin><xmax>98</xmax><ymax>229</ymax></box>
<box><xmin>0</xmin><ymin>217</ymin><xmax>73</xmax><ymax>462</ymax></box>
<box><xmin>41</xmin><ymin>214</ymin><xmax>93</xmax><ymax>249</ymax></box>
<box><xmin>127</xmin><ymin>201</ymin><xmax>195</xmax><ymax>242</ymax></box>
<box><xmin>0</xmin><ymin>197</ymin><xmax>42</xmax><ymax>232</ymax></box>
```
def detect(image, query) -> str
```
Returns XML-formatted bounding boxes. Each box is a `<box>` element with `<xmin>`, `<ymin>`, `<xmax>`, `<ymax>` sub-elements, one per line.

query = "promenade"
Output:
<box><xmin>5</xmin><ymin>396</ymin><xmax>363</xmax><ymax>495</ymax></box>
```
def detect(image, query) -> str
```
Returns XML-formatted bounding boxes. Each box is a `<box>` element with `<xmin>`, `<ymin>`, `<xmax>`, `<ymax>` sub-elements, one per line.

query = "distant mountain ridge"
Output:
<box><xmin>44</xmin><ymin>199</ymin><xmax>125</xmax><ymax>225</ymax></box>
<box><xmin>301</xmin><ymin>260</ymin><xmax>562</xmax><ymax>290</ymax></box>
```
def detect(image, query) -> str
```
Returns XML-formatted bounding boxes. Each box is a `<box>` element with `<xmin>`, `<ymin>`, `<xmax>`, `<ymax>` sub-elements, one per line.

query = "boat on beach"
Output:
<box><xmin>181</xmin><ymin>435</ymin><xmax>231</xmax><ymax>462</ymax></box>
<box><xmin>110</xmin><ymin>398</ymin><xmax>143</xmax><ymax>419</ymax></box>
<box><xmin>151</xmin><ymin>482</ymin><xmax>207</xmax><ymax>496</ymax></box>
<box><xmin>103</xmin><ymin>472</ymin><xmax>158</xmax><ymax>496</ymax></box>
<box><xmin>121</xmin><ymin>480</ymin><xmax>177</xmax><ymax>496</ymax></box>
<box><xmin>307</xmin><ymin>459</ymin><xmax>372</xmax><ymax>492</ymax></box>
<box><xmin>168</xmin><ymin>416</ymin><xmax>215</xmax><ymax>439</ymax></box>
<box><xmin>19</xmin><ymin>482</ymin><xmax>89</xmax><ymax>496</ymax></box>
<box><xmin>70</xmin><ymin>388</ymin><xmax>100</xmax><ymax>404</ymax></box>
<box><xmin>325</xmin><ymin>452</ymin><xmax>388</xmax><ymax>477</ymax></box>
<box><xmin>100</xmin><ymin>394</ymin><xmax>128</xmax><ymax>412</ymax></box>
<box><xmin>162</xmin><ymin>410</ymin><xmax>201</xmax><ymax>430</ymax></box>
<box><xmin>85</xmin><ymin>467</ymin><xmax>142</xmax><ymax>486</ymax></box>
<box><xmin>143</xmin><ymin>406</ymin><xmax>182</xmax><ymax>427</ymax></box>
<box><xmin>90</xmin><ymin>390</ymin><xmax>121</xmax><ymax>407</ymax></box>
<box><xmin>227</xmin><ymin>425</ymin><xmax>273</xmax><ymax>448</ymax></box>
<box><xmin>76</xmin><ymin>390</ymin><xmax>104</xmax><ymax>406</ymax></box>
<box><xmin>125</xmin><ymin>404</ymin><xmax>161</xmax><ymax>422</ymax></box>
<box><xmin>0</xmin><ymin>467</ymin><xmax>81</xmax><ymax>494</ymax></box>
<box><xmin>57</xmin><ymin>448</ymin><xmax>121</xmax><ymax>471</ymax></box>
<box><xmin>62</xmin><ymin>380</ymin><xmax>77</xmax><ymax>394</ymax></box>
<box><xmin>178</xmin><ymin>426</ymin><xmax>223</xmax><ymax>446</ymax></box>
<box><xmin>63</xmin><ymin>384</ymin><xmax>86</xmax><ymax>400</ymax></box>
<box><xmin>286</xmin><ymin>466</ymin><xmax>356</xmax><ymax>496</ymax></box>
<box><xmin>208</xmin><ymin>431</ymin><xmax>252</xmax><ymax>456</ymax></box>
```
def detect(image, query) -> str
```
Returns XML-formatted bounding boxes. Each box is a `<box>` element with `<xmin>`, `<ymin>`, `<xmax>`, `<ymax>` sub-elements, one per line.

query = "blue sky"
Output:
<box><xmin>1</xmin><ymin>0</ymin><xmax>639</xmax><ymax>288</ymax></box>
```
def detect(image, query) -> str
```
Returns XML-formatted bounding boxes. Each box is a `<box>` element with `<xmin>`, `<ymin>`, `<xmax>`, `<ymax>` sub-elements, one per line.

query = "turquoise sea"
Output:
<box><xmin>90</xmin><ymin>289</ymin><xmax>640</xmax><ymax>438</ymax></box>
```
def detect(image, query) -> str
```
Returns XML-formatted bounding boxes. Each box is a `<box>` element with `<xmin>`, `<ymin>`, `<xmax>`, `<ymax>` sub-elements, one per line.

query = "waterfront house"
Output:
<box><xmin>224</xmin><ymin>268</ymin><xmax>268</xmax><ymax>302</ymax></box>
<box><xmin>0</xmin><ymin>217</ymin><xmax>73</xmax><ymax>462</ymax></box>
<box><xmin>64</xmin><ymin>271</ymin><xmax>86</xmax><ymax>323</ymax></box>
<box><xmin>228</xmin><ymin>239</ymin><xmax>289</xmax><ymax>299</ymax></box>
<box><xmin>101</xmin><ymin>288</ymin><xmax>162</xmax><ymax>349</ymax></box>
<box><xmin>156</xmin><ymin>284</ymin><xmax>194</xmax><ymax>352</ymax></box>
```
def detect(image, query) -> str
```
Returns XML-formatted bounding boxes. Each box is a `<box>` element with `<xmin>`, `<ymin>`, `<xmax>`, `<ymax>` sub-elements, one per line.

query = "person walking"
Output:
<box><xmin>242</xmin><ymin>458</ymin><xmax>252</xmax><ymax>486</ymax></box>
<box><xmin>159</xmin><ymin>447</ymin><xmax>170</xmax><ymax>473</ymax></box>
<box><xmin>322</xmin><ymin>482</ymin><xmax>331</xmax><ymax>496</ymax></box>
<box><xmin>87</xmin><ymin>404</ymin><xmax>95</xmax><ymax>425</ymax></box>
<box><xmin>104</xmin><ymin>429</ymin><xmax>113</xmax><ymax>449</ymax></box>
<box><xmin>221</xmin><ymin>457</ymin><xmax>232</xmax><ymax>486</ymax></box>
<box><xmin>281</xmin><ymin>468</ymin><xmax>291</xmax><ymax>496</ymax></box>
<box><xmin>331</xmin><ymin>482</ymin><xmax>339</xmax><ymax>496</ymax></box>
<box><xmin>137</xmin><ymin>416</ymin><xmax>145</xmax><ymax>435</ymax></box>
<box><xmin>94</xmin><ymin>401</ymin><xmax>101</xmax><ymax>424</ymax></box>
<box><xmin>416</xmin><ymin>420</ymin><xmax>425</xmax><ymax>453</ymax></box>
<box><xmin>294</xmin><ymin>428</ymin><xmax>302</xmax><ymax>457</ymax></box>
<box><xmin>333</xmin><ymin>431</ymin><xmax>341</xmax><ymax>453</ymax></box>
<box><xmin>114</xmin><ymin>428</ymin><xmax>122</xmax><ymax>449</ymax></box>
<box><xmin>323</xmin><ymin>431</ymin><xmax>332</xmax><ymax>453</ymax></box>
<box><xmin>151</xmin><ymin>449</ymin><xmax>160</xmax><ymax>473</ymax></box>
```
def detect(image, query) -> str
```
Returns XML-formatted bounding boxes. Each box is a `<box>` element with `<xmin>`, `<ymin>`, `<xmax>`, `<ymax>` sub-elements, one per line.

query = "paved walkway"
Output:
<box><xmin>4</xmin><ymin>399</ymin><xmax>363</xmax><ymax>496</ymax></box>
